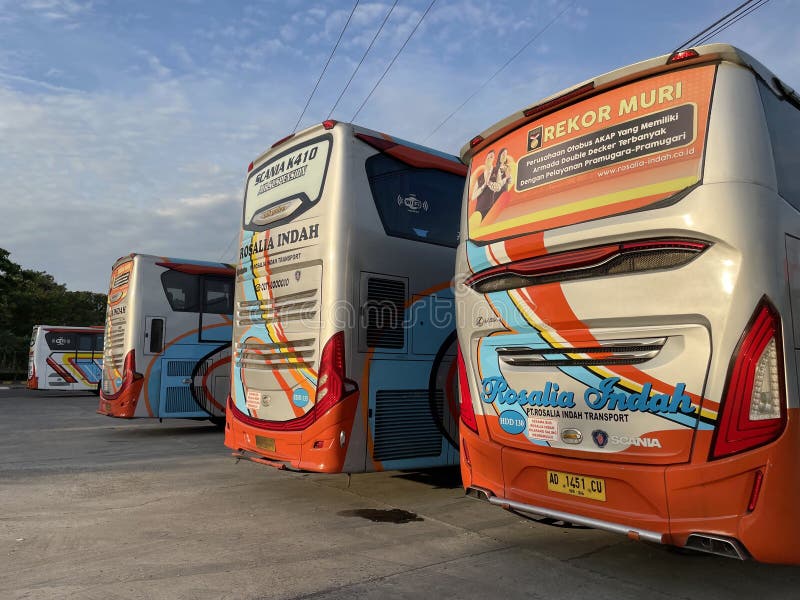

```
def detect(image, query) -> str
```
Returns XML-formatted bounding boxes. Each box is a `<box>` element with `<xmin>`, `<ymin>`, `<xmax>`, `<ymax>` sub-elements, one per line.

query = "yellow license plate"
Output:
<box><xmin>547</xmin><ymin>470</ymin><xmax>606</xmax><ymax>502</ymax></box>
<box><xmin>255</xmin><ymin>435</ymin><xmax>276</xmax><ymax>452</ymax></box>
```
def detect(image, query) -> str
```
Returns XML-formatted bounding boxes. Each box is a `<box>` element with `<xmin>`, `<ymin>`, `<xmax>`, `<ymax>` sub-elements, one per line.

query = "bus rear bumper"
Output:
<box><xmin>460</xmin><ymin>417</ymin><xmax>800</xmax><ymax>564</ymax></box>
<box><xmin>224</xmin><ymin>392</ymin><xmax>360</xmax><ymax>473</ymax></box>
<box><xmin>97</xmin><ymin>381</ymin><xmax>144</xmax><ymax>418</ymax></box>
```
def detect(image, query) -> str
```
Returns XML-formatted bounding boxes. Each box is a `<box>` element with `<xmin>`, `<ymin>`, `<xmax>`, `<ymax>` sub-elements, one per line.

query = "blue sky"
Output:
<box><xmin>1</xmin><ymin>0</ymin><xmax>798</xmax><ymax>292</ymax></box>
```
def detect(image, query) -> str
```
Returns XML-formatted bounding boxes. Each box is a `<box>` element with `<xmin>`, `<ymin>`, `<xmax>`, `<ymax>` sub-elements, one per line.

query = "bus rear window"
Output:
<box><xmin>366</xmin><ymin>153</ymin><xmax>463</xmax><ymax>248</ymax></box>
<box><xmin>467</xmin><ymin>64</ymin><xmax>716</xmax><ymax>244</ymax></box>
<box><xmin>243</xmin><ymin>134</ymin><xmax>332</xmax><ymax>230</ymax></box>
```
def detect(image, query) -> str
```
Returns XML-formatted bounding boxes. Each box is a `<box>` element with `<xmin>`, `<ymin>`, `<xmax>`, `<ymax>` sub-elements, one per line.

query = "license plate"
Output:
<box><xmin>547</xmin><ymin>470</ymin><xmax>606</xmax><ymax>502</ymax></box>
<box><xmin>255</xmin><ymin>435</ymin><xmax>276</xmax><ymax>452</ymax></box>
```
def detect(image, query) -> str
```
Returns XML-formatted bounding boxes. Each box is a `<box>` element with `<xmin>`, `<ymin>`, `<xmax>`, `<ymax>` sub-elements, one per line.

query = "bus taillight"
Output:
<box><xmin>711</xmin><ymin>299</ymin><xmax>787</xmax><ymax>459</ymax></box>
<box><xmin>667</xmin><ymin>48</ymin><xmax>700</xmax><ymax>64</ymax></box>
<box><xmin>314</xmin><ymin>332</ymin><xmax>356</xmax><ymax>418</ymax></box>
<box><xmin>457</xmin><ymin>345</ymin><xmax>478</xmax><ymax>433</ymax></box>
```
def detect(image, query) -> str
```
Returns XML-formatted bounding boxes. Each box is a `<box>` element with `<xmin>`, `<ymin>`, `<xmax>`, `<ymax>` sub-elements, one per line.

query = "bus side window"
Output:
<box><xmin>365</xmin><ymin>153</ymin><xmax>462</xmax><ymax>248</ymax></box>
<box><xmin>203</xmin><ymin>277</ymin><xmax>234</xmax><ymax>315</ymax></box>
<box><xmin>160</xmin><ymin>270</ymin><xmax>201</xmax><ymax>312</ymax></box>
<box><xmin>45</xmin><ymin>332</ymin><xmax>76</xmax><ymax>351</ymax></box>
<box><xmin>78</xmin><ymin>335</ymin><xmax>93</xmax><ymax>353</ymax></box>
<box><xmin>94</xmin><ymin>334</ymin><xmax>104</xmax><ymax>352</ymax></box>
<box><xmin>149</xmin><ymin>319</ymin><xmax>164</xmax><ymax>353</ymax></box>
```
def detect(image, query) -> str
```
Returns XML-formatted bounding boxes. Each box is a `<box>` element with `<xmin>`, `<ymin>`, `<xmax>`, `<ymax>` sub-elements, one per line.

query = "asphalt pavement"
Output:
<box><xmin>1</xmin><ymin>388</ymin><xmax>799</xmax><ymax>599</ymax></box>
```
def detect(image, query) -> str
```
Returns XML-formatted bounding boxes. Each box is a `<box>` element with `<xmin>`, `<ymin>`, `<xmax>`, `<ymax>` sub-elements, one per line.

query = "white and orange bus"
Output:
<box><xmin>98</xmin><ymin>254</ymin><xmax>234</xmax><ymax>422</ymax></box>
<box><xmin>27</xmin><ymin>325</ymin><xmax>104</xmax><ymax>391</ymax></box>
<box><xmin>455</xmin><ymin>44</ymin><xmax>800</xmax><ymax>563</ymax></box>
<box><xmin>225</xmin><ymin>120</ymin><xmax>465</xmax><ymax>473</ymax></box>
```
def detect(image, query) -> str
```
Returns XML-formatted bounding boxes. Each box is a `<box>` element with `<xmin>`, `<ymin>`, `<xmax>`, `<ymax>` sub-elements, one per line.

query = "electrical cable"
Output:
<box><xmin>351</xmin><ymin>0</ymin><xmax>437</xmax><ymax>121</ymax></box>
<box><xmin>328</xmin><ymin>0</ymin><xmax>400</xmax><ymax>119</ymax></box>
<box><xmin>292</xmin><ymin>0</ymin><xmax>360</xmax><ymax>133</ymax></box>
<box><xmin>423</xmin><ymin>1</ymin><xmax>574</xmax><ymax>143</ymax></box>
<box><xmin>692</xmin><ymin>0</ymin><xmax>769</xmax><ymax>46</ymax></box>
<box><xmin>671</xmin><ymin>0</ymin><xmax>766</xmax><ymax>53</ymax></box>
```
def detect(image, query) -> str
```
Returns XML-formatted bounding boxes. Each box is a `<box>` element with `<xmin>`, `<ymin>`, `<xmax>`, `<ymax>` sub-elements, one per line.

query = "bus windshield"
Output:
<box><xmin>243</xmin><ymin>134</ymin><xmax>333</xmax><ymax>229</ymax></box>
<box><xmin>467</xmin><ymin>64</ymin><xmax>715</xmax><ymax>244</ymax></box>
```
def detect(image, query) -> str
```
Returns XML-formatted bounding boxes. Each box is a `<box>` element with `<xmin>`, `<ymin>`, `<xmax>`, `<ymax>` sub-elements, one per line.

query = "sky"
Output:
<box><xmin>1</xmin><ymin>0</ymin><xmax>798</xmax><ymax>293</ymax></box>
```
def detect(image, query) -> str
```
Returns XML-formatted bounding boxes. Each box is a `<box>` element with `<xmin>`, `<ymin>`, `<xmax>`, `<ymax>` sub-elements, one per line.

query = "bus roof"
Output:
<box><xmin>460</xmin><ymin>43</ymin><xmax>797</xmax><ymax>162</ymax></box>
<box><xmin>35</xmin><ymin>325</ymin><xmax>105</xmax><ymax>333</ymax></box>
<box><xmin>111</xmin><ymin>253</ymin><xmax>234</xmax><ymax>274</ymax></box>
<box><xmin>251</xmin><ymin>121</ymin><xmax>465</xmax><ymax>175</ymax></box>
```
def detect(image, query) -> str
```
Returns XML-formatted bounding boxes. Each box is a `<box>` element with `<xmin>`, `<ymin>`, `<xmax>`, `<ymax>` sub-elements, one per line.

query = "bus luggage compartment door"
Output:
<box><xmin>158</xmin><ymin>358</ymin><xmax>208</xmax><ymax>418</ymax></box>
<box><xmin>368</xmin><ymin>359</ymin><xmax>458</xmax><ymax>470</ymax></box>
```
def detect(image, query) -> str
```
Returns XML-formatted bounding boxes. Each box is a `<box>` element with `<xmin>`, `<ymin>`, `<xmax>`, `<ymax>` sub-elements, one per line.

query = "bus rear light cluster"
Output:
<box><xmin>314</xmin><ymin>331</ymin><xmax>348</xmax><ymax>416</ymax></box>
<box><xmin>711</xmin><ymin>299</ymin><xmax>787</xmax><ymax>459</ymax></box>
<box><xmin>667</xmin><ymin>49</ymin><xmax>700</xmax><ymax>64</ymax></box>
<box><xmin>465</xmin><ymin>239</ymin><xmax>709</xmax><ymax>293</ymax></box>
<box><xmin>457</xmin><ymin>346</ymin><xmax>479</xmax><ymax>433</ymax></box>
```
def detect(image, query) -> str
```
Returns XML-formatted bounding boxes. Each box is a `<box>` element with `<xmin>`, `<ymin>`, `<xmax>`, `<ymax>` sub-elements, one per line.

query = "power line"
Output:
<box><xmin>351</xmin><ymin>0</ymin><xmax>437</xmax><ymax>122</ymax></box>
<box><xmin>218</xmin><ymin>230</ymin><xmax>239</xmax><ymax>262</ymax></box>
<box><xmin>692</xmin><ymin>0</ymin><xmax>769</xmax><ymax>46</ymax></box>
<box><xmin>328</xmin><ymin>0</ymin><xmax>400</xmax><ymax>119</ymax></box>
<box><xmin>292</xmin><ymin>0</ymin><xmax>360</xmax><ymax>133</ymax></box>
<box><xmin>671</xmin><ymin>0</ymin><xmax>768</xmax><ymax>53</ymax></box>
<box><xmin>423</xmin><ymin>1</ymin><xmax>575</xmax><ymax>143</ymax></box>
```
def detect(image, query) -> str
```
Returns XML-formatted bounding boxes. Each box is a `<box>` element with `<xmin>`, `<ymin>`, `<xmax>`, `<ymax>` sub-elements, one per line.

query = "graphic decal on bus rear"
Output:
<box><xmin>465</xmin><ymin>241</ymin><xmax>717</xmax><ymax>456</ymax></box>
<box><xmin>234</xmin><ymin>226</ymin><xmax>320</xmax><ymax>422</ymax></box>
<box><xmin>467</xmin><ymin>65</ymin><xmax>716</xmax><ymax>244</ymax></box>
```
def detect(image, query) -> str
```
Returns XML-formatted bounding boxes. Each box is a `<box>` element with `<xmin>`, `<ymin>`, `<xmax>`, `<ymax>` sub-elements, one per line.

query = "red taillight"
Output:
<box><xmin>711</xmin><ymin>300</ymin><xmax>787</xmax><ymax>459</ymax></box>
<box><xmin>314</xmin><ymin>332</ymin><xmax>351</xmax><ymax>418</ymax></box>
<box><xmin>469</xmin><ymin>135</ymin><xmax>484</xmax><ymax>148</ymax></box>
<box><xmin>457</xmin><ymin>345</ymin><xmax>479</xmax><ymax>433</ymax></box>
<box><xmin>464</xmin><ymin>238</ymin><xmax>709</xmax><ymax>290</ymax></box>
<box><xmin>668</xmin><ymin>49</ymin><xmax>700</xmax><ymax>64</ymax></box>
<box><xmin>322</xmin><ymin>119</ymin><xmax>337</xmax><ymax>130</ymax></box>
<box><xmin>271</xmin><ymin>133</ymin><xmax>295</xmax><ymax>149</ymax></box>
<box><xmin>523</xmin><ymin>81</ymin><xmax>595</xmax><ymax>119</ymax></box>
<box><xmin>123</xmin><ymin>348</ymin><xmax>136</xmax><ymax>377</ymax></box>
<box><xmin>247</xmin><ymin>161</ymin><xmax>254</xmax><ymax>172</ymax></box>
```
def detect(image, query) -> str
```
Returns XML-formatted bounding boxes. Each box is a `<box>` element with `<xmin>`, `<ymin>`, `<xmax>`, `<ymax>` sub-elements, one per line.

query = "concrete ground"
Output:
<box><xmin>1</xmin><ymin>388</ymin><xmax>799</xmax><ymax>600</ymax></box>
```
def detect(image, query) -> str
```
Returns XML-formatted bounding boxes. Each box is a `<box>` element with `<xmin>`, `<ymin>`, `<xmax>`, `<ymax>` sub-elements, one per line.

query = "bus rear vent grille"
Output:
<box><xmin>164</xmin><ymin>386</ymin><xmax>201</xmax><ymax>414</ymax></box>
<box><xmin>372</xmin><ymin>390</ymin><xmax>443</xmax><ymax>461</ymax></box>
<box><xmin>166</xmin><ymin>361</ymin><xmax>195</xmax><ymax>377</ymax></box>
<box><xmin>365</xmin><ymin>277</ymin><xmax>405</xmax><ymax>349</ymax></box>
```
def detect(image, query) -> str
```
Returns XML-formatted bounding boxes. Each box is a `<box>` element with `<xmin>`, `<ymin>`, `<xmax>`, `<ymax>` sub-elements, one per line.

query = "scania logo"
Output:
<box><xmin>561</xmin><ymin>428</ymin><xmax>583</xmax><ymax>444</ymax></box>
<box><xmin>591</xmin><ymin>429</ymin><xmax>609</xmax><ymax>448</ymax></box>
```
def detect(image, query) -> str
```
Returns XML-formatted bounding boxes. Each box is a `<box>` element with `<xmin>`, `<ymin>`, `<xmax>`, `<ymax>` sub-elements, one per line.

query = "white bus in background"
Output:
<box><xmin>98</xmin><ymin>253</ymin><xmax>234</xmax><ymax>422</ymax></box>
<box><xmin>27</xmin><ymin>325</ymin><xmax>104</xmax><ymax>391</ymax></box>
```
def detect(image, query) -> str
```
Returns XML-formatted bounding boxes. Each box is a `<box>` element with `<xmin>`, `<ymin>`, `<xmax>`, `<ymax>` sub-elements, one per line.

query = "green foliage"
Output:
<box><xmin>0</xmin><ymin>248</ymin><xmax>107</xmax><ymax>379</ymax></box>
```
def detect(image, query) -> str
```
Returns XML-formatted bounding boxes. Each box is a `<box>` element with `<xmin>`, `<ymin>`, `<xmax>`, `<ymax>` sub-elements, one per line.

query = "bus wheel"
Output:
<box><xmin>208</xmin><ymin>417</ymin><xmax>225</xmax><ymax>429</ymax></box>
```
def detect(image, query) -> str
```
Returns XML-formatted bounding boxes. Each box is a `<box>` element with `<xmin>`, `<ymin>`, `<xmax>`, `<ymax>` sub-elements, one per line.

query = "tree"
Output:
<box><xmin>0</xmin><ymin>248</ymin><xmax>107</xmax><ymax>378</ymax></box>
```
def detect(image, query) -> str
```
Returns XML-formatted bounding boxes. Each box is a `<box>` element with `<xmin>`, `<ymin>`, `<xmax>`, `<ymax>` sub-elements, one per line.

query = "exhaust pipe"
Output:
<box><xmin>465</xmin><ymin>486</ymin><xmax>492</xmax><ymax>501</ymax></box>
<box><xmin>684</xmin><ymin>534</ymin><xmax>748</xmax><ymax>560</ymax></box>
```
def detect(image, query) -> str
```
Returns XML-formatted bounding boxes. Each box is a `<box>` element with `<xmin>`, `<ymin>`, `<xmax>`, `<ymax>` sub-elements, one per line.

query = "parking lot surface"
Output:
<box><xmin>2</xmin><ymin>388</ymin><xmax>799</xmax><ymax>599</ymax></box>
